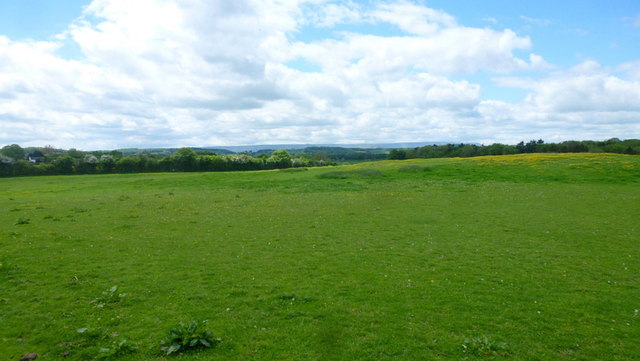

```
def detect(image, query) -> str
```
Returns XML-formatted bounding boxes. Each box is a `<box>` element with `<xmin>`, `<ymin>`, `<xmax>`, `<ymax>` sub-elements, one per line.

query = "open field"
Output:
<box><xmin>1</xmin><ymin>153</ymin><xmax>639</xmax><ymax>360</ymax></box>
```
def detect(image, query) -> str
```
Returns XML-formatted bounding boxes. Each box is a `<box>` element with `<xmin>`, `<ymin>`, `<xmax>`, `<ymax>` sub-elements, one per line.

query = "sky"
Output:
<box><xmin>0</xmin><ymin>0</ymin><xmax>639</xmax><ymax>150</ymax></box>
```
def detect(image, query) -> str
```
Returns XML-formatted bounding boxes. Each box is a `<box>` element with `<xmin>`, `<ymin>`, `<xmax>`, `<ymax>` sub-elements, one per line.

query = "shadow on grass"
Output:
<box><xmin>316</xmin><ymin>169</ymin><xmax>383</xmax><ymax>179</ymax></box>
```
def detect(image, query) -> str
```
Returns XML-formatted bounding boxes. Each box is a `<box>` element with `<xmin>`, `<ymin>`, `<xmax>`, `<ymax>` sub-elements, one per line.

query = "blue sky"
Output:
<box><xmin>0</xmin><ymin>0</ymin><xmax>89</xmax><ymax>40</ymax></box>
<box><xmin>0</xmin><ymin>0</ymin><xmax>639</xmax><ymax>149</ymax></box>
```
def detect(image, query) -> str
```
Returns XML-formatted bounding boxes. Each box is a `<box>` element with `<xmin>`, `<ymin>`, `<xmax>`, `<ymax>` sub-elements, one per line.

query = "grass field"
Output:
<box><xmin>1</xmin><ymin>153</ymin><xmax>639</xmax><ymax>360</ymax></box>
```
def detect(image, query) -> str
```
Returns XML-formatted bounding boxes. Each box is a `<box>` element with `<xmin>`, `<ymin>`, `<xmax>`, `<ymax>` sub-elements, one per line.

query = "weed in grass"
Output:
<box><xmin>462</xmin><ymin>335</ymin><xmax>510</xmax><ymax>357</ymax></box>
<box><xmin>96</xmin><ymin>338</ymin><xmax>136</xmax><ymax>359</ymax></box>
<box><xmin>91</xmin><ymin>285</ymin><xmax>128</xmax><ymax>308</ymax></box>
<box><xmin>67</xmin><ymin>327</ymin><xmax>136</xmax><ymax>360</ymax></box>
<box><xmin>161</xmin><ymin>320</ymin><xmax>220</xmax><ymax>355</ymax></box>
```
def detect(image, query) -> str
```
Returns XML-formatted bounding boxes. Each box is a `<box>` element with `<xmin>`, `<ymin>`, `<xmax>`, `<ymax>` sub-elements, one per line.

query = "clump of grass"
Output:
<box><xmin>462</xmin><ymin>335</ymin><xmax>510</xmax><ymax>356</ymax></box>
<box><xmin>161</xmin><ymin>320</ymin><xmax>220</xmax><ymax>355</ymax></box>
<box><xmin>15</xmin><ymin>217</ymin><xmax>30</xmax><ymax>225</ymax></box>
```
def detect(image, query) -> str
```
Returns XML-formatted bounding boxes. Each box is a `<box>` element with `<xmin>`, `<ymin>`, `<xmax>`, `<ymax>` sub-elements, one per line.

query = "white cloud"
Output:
<box><xmin>291</xmin><ymin>27</ymin><xmax>536</xmax><ymax>75</ymax></box>
<box><xmin>0</xmin><ymin>0</ymin><xmax>637</xmax><ymax>149</ymax></box>
<box><xmin>619</xmin><ymin>60</ymin><xmax>640</xmax><ymax>80</ymax></box>
<box><xmin>371</xmin><ymin>1</ymin><xmax>456</xmax><ymax>36</ymax></box>
<box><xmin>476</xmin><ymin>60</ymin><xmax>640</xmax><ymax>142</ymax></box>
<box><xmin>308</xmin><ymin>1</ymin><xmax>362</xmax><ymax>27</ymax></box>
<box><xmin>520</xmin><ymin>16</ymin><xmax>551</xmax><ymax>27</ymax></box>
<box><xmin>524</xmin><ymin>61</ymin><xmax>640</xmax><ymax>113</ymax></box>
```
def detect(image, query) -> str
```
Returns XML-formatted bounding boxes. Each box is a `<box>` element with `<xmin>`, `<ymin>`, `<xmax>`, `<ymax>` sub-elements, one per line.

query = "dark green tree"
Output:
<box><xmin>267</xmin><ymin>150</ymin><xmax>293</xmax><ymax>168</ymax></box>
<box><xmin>388</xmin><ymin>149</ymin><xmax>407</xmax><ymax>160</ymax></box>
<box><xmin>1</xmin><ymin>144</ymin><xmax>25</xmax><ymax>161</ymax></box>
<box><xmin>172</xmin><ymin>148</ymin><xmax>198</xmax><ymax>172</ymax></box>
<box><xmin>98</xmin><ymin>155</ymin><xmax>116</xmax><ymax>173</ymax></box>
<box><xmin>53</xmin><ymin>156</ymin><xmax>75</xmax><ymax>174</ymax></box>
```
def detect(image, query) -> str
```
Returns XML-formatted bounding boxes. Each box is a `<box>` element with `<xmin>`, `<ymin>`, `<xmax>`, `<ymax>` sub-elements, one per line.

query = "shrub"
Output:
<box><xmin>161</xmin><ymin>320</ymin><xmax>219</xmax><ymax>355</ymax></box>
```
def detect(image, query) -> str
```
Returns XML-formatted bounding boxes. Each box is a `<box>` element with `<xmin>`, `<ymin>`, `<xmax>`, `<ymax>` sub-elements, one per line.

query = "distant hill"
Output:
<box><xmin>205</xmin><ymin>141</ymin><xmax>450</xmax><ymax>153</ymax></box>
<box><xmin>116</xmin><ymin>147</ymin><xmax>235</xmax><ymax>156</ymax></box>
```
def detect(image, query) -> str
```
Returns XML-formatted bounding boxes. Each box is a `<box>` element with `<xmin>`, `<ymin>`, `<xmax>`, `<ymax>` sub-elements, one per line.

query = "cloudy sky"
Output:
<box><xmin>1</xmin><ymin>0</ymin><xmax>639</xmax><ymax>150</ymax></box>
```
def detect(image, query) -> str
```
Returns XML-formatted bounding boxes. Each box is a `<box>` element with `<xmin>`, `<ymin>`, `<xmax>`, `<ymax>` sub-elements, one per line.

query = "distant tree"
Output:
<box><xmin>458</xmin><ymin>144</ymin><xmax>480</xmax><ymax>157</ymax></box>
<box><xmin>228</xmin><ymin>153</ymin><xmax>258</xmax><ymax>170</ymax></box>
<box><xmin>172</xmin><ymin>147</ymin><xmax>198</xmax><ymax>172</ymax></box>
<box><xmin>98</xmin><ymin>155</ymin><xmax>116</xmax><ymax>173</ymax></box>
<box><xmin>28</xmin><ymin>149</ymin><xmax>44</xmax><ymax>158</ymax></box>
<box><xmin>77</xmin><ymin>154</ymin><xmax>99</xmax><ymax>173</ymax></box>
<box><xmin>53</xmin><ymin>156</ymin><xmax>75</xmax><ymax>174</ymax></box>
<box><xmin>41</xmin><ymin>145</ymin><xmax>56</xmax><ymax>155</ymax></box>
<box><xmin>1</xmin><ymin>144</ymin><xmax>25</xmax><ymax>161</ymax></box>
<box><xmin>116</xmin><ymin>156</ymin><xmax>144</xmax><ymax>173</ymax></box>
<box><xmin>388</xmin><ymin>149</ymin><xmax>407</xmax><ymax>160</ymax></box>
<box><xmin>0</xmin><ymin>154</ymin><xmax>14</xmax><ymax>177</ymax></box>
<box><xmin>66</xmin><ymin>148</ymin><xmax>84</xmax><ymax>159</ymax></box>
<box><xmin>292</xmin><ymin>157</ymin><xmax>311</xmax><ymax>167</ymax></box>
<box><xmin>484</xmin><ymin>143</ymin><xmax>517</xmax><ymax>155</ymax></box>
<box><xmin>12</xmin><ymin>160</ymin><xmax>38</xmax><ymax>176</ymax></box>
<box><xmin>0</xmin><ymin>153</ymin><xmax>14</xmax><ymax>164</ymax></box>
<box><xmin>199</xmin><ymin>155</ymin><xmax>226</xmax><ymax>172</ymax></box>
<box><xmin>267</xmin><ymin>150</ymin><xmax>292</xmax><ymax>168</ymax></box>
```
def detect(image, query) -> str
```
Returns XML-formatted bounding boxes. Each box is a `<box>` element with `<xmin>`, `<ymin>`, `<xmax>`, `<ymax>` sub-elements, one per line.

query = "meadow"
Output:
<box><xmin>1</xmin><ymin>153</ymin><xmax>639</xmax><ymax>360</ymax></box>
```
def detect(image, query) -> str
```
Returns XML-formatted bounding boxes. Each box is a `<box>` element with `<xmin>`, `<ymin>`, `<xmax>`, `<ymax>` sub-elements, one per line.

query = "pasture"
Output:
<box><xmin>1</xmin><ymin>153</ymin><xmax>639</xmax><ymax>360</ymax></box>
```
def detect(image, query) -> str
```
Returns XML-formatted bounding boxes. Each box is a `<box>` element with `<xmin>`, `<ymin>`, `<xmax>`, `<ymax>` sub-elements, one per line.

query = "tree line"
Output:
<box><xmin>387</xmin><ymin>138</ymin><xmax>640</xmax><ymax>160</ymax></box>
<box><xmin>0</xmin><ymin>145</ymin><xmax>330</xmax><ymax>177</ymax></box>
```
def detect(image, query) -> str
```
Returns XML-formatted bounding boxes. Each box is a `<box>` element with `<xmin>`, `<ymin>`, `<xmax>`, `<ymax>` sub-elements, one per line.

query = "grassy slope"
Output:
<box><xmin>1</xmin><ymin>153</ymin><xmax>639</xmax><ymax>360</ymax></box>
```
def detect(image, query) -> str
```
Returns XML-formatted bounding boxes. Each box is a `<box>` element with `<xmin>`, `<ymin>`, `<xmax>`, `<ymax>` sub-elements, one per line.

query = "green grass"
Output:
<box><xmin>1</xmin><ymin>153</ymin><xmax>639</xmax><ymax>360</ymax></box>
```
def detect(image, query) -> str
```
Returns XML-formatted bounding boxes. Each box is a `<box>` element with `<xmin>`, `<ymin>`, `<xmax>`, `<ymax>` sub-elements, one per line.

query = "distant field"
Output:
<box><xmin>1</xmin><ymin>153</ymin><xmax>639</xmax><ymax>360</ymax></box>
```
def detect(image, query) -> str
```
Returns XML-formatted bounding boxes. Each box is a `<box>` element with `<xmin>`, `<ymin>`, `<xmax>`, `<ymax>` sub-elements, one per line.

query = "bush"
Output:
<box><xmin>161</xmin><ymin>320</ymin><xmax>219</xmax><ymax>355</ymax></box>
